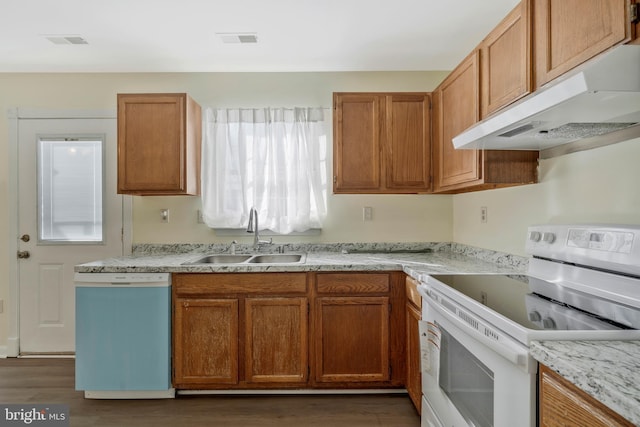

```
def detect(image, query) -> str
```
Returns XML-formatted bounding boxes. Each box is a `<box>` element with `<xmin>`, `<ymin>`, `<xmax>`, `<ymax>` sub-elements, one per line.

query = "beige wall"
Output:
<box><xmin>2</xmin><ymin>71</ymin><xmax>639</xmax><ymax>352</ymax></box>
<box><xmin>453</xmin><ymin>137</ymin><xmax>640</xmax><ymax>256</ymax></box>
<box><xmin>0</xmin><ymin>71</ymin><xmax>451</xmax><ymax>350</ymax></box>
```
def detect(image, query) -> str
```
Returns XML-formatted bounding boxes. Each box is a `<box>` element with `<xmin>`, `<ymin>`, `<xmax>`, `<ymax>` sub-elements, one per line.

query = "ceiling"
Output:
<box><xmin>1</xmin><ymin>0</ymin><xmax>520</xmax><ymax>73</ymax></box>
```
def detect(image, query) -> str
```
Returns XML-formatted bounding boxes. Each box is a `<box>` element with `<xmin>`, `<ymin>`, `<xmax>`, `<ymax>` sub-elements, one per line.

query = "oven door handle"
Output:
<box><xmin>428</xmin><ymin>299</ymin><xmax>531</xmax><ymax>371</ymax></box>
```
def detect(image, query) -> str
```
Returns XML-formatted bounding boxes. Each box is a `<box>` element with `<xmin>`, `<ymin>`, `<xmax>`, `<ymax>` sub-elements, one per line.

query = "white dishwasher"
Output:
<box><xmin>75</xmin><ymin>272</ymin><xmax>174</xmax><ymax>399</ymax></box>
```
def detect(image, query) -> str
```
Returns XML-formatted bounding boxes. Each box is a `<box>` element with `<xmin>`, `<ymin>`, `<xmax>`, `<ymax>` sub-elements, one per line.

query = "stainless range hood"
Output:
<box><xmin>453</xmin><ymin>45</ymin><xmax>640</xmax><ymax>154</ymax></box>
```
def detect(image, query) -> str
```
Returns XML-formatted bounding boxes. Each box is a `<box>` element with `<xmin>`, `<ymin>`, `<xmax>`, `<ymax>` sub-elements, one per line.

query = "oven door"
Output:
<box><xmin>420</xmin><ymin>299</ymin><xmax>536</xmax><ymax>427</ymax></box>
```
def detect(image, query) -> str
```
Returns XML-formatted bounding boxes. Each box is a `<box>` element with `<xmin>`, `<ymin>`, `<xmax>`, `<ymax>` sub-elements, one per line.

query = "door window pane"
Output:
<box><xmin>38</xmin><ymin>138</ymin><xmax>103</xmax><ymax>243</ymax></box>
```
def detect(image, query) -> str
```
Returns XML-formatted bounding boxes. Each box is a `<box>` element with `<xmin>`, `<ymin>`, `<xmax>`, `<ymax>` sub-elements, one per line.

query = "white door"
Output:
<box><xmin>17</xmin><ymin>118</ymin><xmax>127</xmax><ymax>354</ymax></box>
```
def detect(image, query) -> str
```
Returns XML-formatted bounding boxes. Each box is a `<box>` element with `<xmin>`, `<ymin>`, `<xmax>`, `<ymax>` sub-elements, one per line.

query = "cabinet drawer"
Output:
<box><xmin>173</xmin><ymin>273</ymin><xmax>308</xmax><ymax>296</ymax></box>
<box><xmin>316</xmin><ymin>273</ymin><xmax>390</xmax><ymax>294</ymax></box>
<box><xmin>405</xmin><ymin>276</ymin><xmax>422</xmax><ymax>309</ymax></box>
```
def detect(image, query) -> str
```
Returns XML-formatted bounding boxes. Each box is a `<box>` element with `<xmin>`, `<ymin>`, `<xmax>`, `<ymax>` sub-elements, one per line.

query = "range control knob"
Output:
<box><xmin>542</xmin><ymin>232</ymin><xmax>556</xmax><ymax>243</ymax></box>
<box><xmin>528</xmin><ymin>311</ymin><xmax>542</xmax><ymax>322</ymax></box>
<box><xmin>542</xmin><ymin>317</ymin><xmax>557</xmax><ymax>329</ymax></box>
<box><xmin>529</xmin><ymin>231</ymin><xmax>542</xmax><ymax>242</ymax></box>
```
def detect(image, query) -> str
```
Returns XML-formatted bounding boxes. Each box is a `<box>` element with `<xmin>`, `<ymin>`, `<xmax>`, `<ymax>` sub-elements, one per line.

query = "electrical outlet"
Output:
<box><xmin>363</xmin><ymin>206</ymin><xmax>373</xmax><ymax>221</ymax></box>
<box><xmin>480</xmin><ymin>206</ymin><xmax>488</xmax><ymax>223</ymax></box>
<box><xmin>197</xmin><ymin>210</ymin><xmax>205</xmax><ymax>224</ymax></box>
<box><xmin>160</xmin><ymin>209</ymin><xmax>170</xmax><ymax>223</ymax></box>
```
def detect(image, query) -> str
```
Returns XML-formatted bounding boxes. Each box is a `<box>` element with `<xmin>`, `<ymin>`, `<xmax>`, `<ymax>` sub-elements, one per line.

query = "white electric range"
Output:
<box><xmin>418</xmin><ymin>224</ymin><xmax>640</xmax><ymax>427</ymax></box>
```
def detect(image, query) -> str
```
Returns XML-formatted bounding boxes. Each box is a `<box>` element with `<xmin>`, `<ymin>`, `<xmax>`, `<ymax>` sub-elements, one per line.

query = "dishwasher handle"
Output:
<box><xmin>74</xmin><ymin>272</ymin><xmax>170</xmax><ymax>286</ymax></box>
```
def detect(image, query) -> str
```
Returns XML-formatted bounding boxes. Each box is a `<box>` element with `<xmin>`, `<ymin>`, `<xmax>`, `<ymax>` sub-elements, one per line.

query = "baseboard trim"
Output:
<box><xmin>179</xmin><ymin>389</ymin><xmax>408</xmax><ymax>396</ymax></box>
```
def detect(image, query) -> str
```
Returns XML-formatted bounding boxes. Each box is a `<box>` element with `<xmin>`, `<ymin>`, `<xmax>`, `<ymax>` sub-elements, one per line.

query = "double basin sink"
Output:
<box><xmin>184</xmin><ymin>253</ymin><xmax>306</xmax><ymax>265</ymax></box>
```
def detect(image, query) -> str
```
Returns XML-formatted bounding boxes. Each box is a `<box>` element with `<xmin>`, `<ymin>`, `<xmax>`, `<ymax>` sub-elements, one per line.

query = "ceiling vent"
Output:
<box><xmin>216</xmin><ymin>33</ymin><xmax>258</xmax><ymax>44</ymax></box>
<box><xmin>43</xmin><ymin>35</ymin><xmax>88</xmax><ymax>45</ymax></box>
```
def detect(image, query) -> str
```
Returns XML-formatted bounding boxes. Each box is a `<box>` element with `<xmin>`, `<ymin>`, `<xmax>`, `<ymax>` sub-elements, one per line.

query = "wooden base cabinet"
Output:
<box><xmin>172</xmin><ymin>273</ymin><xmax>309</xmax><ymax>389</ymax></box>
<box><xmin>173</xmin><ymin>298</ymin><xmax>239</xmax><ymax>385</ymax></box>
<box><xmin>312</xmin><ymin>272</ymin><xmax>405</xmax><ymax>388</ymax></box>
<box><xmin>173</xmin><ymin>271</ymin><xmax>406</xmax><ymax>390</ymax></box>
<box><xmin>539</xmin><ymin>364</ymin><xmax>634</xmax><ymax>427</ymax></box>
<box><xmin>245</xmin><ymin>297</ymin><xmax>308</xmax><ymax>383</ymax></box>
<box><xmin>314</xmin><ymin>296</ymin><xmax>390</xmax><ymax>383</ymax></box>
<box><xmin>405</xmin><ymin>276</ymin><xmax>422</xmax><ymax>414</ymax></box>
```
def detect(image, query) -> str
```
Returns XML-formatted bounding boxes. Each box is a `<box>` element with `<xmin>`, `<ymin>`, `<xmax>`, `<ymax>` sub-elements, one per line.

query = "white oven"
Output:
<box><xmin>418</xmin><ymin>224</ymin><xmax>640</xmax><ymax>427</ymax></box>
<box><xmin>419</xmin><ymin>283</ymin><xmax>535</xmax><ymax>427</ymax></box>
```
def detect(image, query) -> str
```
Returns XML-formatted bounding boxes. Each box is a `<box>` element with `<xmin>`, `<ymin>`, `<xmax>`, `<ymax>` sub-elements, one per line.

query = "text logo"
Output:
<box><xmin>0</xmin><ymin>405</ymin><xmax>69</xmax><ymax>426</ymax></box>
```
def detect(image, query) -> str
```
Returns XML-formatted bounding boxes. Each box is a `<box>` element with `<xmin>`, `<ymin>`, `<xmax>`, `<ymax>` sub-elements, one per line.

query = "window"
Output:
<box><xmin>38</xmin><ymin>137</ymin><xmax>104</xmax><ymax>243</ymax></box>
<box><xmin>201</xmin><ymin>107</ymin><xmax>328</xmax><ymax>234</ymax></box>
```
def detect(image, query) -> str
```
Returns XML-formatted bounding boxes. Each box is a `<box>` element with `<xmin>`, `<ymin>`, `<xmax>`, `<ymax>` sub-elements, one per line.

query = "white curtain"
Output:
<box><xmin>201</xmin><ymin>107</ymin><xmax>328</xmax><ymax>234</ymax></box>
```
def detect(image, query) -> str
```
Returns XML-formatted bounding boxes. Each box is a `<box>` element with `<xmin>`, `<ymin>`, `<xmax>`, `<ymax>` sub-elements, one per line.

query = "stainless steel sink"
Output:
<box><xmin>186</xmin><ymin>254</ymin><xmax>252</xmax><ymax>264</ymax></box>
<box><xmin>183</xmin><ymin>253</ymin><xmax>305</xmax><ymax>265</ymax></box>
<box><xmin>247</xmin><ymin>254</ymin><xmax>303</xmax><ymax>264</ymax></box>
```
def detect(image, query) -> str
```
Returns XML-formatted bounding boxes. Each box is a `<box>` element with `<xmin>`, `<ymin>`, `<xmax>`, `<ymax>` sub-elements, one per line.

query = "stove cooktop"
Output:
<box><xmin>427</xmin><ymin>274</ymin><xmax>637</xmax><ymax>333</ymax></box>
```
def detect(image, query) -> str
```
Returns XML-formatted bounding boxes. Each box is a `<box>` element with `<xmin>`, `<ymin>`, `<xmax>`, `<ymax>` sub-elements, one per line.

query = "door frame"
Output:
<box><xmin>5</xmin><ymin>108</ymin><xmax>133</xmax><ymax>357</ymax></box>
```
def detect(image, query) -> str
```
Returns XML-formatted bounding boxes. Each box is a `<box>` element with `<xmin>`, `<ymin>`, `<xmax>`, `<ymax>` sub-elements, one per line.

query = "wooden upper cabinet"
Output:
<box><xmin>534</xmin><ymin>0</ymin><xmax>631</xmax><ymax>88</ymax></box>
<box><xmin>333</xmin><ymin>92</ymin><xmax>431</xmax><ymax>194</ymax></box>
<box><xmin>385</xmin><ymin>94</ymin><xmax>432</xmax><ymax>191</ymax></box>
<box><xmin>117</xmin><ymin>93</ymin><xmax>201</xmax><ymax>195</ymax></box>
<box><xmin>539</xmin><ymin>364</ymin><xmax>634</xmax><ymax>427</ymax></box>
<box><xmin>434</xmin><ymin>51</ymin><xmax>482</xmax><ymax>191</ymax></box>
<box><xmin>333</xmin><ymin>93</ymin><xmax>382</xmax><ymax>192</ymax></box>
<box><xmin>434</xmin><ymin>50</ymin><xmax>539</xmax><ymax>193</ymax></box>
<box><xmin>480</xmin><ymin>0</ymin><xmax>532</xmax><ymax>118</ymax></box>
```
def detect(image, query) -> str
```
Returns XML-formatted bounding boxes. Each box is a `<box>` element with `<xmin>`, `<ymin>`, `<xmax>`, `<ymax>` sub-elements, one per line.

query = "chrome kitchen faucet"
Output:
<box><xmin>247</xmin><ymin>207</ymin><xmax>272</xmax><ymax>250</ymax></box>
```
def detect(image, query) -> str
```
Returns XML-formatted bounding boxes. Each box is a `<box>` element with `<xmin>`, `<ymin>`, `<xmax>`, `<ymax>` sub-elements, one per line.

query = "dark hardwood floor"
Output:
<box><xmin>0</xmin><ymin>358</ymin><xmax>420</xmax><ymax>426</ymax></box>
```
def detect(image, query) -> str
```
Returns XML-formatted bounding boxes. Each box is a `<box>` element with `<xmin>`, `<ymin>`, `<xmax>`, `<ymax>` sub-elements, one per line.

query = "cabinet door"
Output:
<box><xmin>534</xmin><ymin>0</ymin><xmax>629</xmax><ymax>88</ymax></box>
<box><xmin>173</xmin><ymin>298</ymin><xmax>239</xmax><ymax>385</ymax></box>
<box><xmin>314</xmin><ymin>296</ymin><xmax>390</xmax><ymax>383</ymax></box>
<box><xmin>406</xmin><ymin>301</ymin><xmax>422</xmax><ymax>414</ymax></box>
<box><xmin>117</xmin><ymin>93</ymin><xmax>201</xmax><ymax>195</ymax></box>
<box><xmin>435</xmin><ymin>51</ymin><xmax>482</xmax><ymax>190</ymax></box>
<box><xmin>481</xmin><ymin>0</ymin><xmax>532</xmax><ymax>118</ymax></box>
<box><xmin>333</xmin><ymin>93</ymin><xmax>383</xmax><ymax>192</ymax></box>
<box><xmin>385</xmin><ymin>94</ymin><xmax>432</xmax><ymax>191</ymax></box>
<box><xmin>539</xmin><ymin>364</ymin><xmax>633</xmax><ymax>427</ymax></box>
<box><xmin>245</xmin><ymin>297</ymin><xmax>309</xmax><ymax>384</ymax></box>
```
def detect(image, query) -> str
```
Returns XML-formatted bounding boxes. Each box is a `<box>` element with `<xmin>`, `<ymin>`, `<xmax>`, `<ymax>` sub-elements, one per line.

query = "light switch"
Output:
<box><xmin>160</xmin><ymin>209</ymin><xmax>170</xmax><ymax>223</ymax></box>
<box><xmin>363</xmin><ymin>206</ymin><xmax>373</xmax><ymax>221</ymax></box>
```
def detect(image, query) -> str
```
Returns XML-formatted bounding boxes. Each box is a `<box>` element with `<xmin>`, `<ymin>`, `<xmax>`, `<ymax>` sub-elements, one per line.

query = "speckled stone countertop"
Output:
<box><xmin>74</xmin><ymin>242</ymin><xmax>528</xmax><ymax>279</ymax></box>
<box><xmin>531</xmin><ymin>340</ymin><xmax>640</xmax><ymax>425</ymax></box>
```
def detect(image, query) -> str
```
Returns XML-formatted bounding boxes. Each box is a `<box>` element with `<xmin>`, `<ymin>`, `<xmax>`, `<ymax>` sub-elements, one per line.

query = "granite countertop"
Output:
<box><xmin>74</xmin><ymin>242</ymin><xmax>528</xmax><ymax>280</ymax></box>
<box><xmin>531</xmin><ymin>340</ymin><xmax>640</xmax><ymax>425</ymax></box>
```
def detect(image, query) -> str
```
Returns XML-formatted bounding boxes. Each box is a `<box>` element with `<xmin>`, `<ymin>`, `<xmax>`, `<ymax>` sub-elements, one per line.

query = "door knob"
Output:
<box><xmin>17</xmin><ymin>250</ymin><xmax>30</xmax><ymax>259</ymax></box>
<box><xmin>20</xmin><ymin>234</ymin><xmax>30</xmax><ymax>242</ymax></box>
